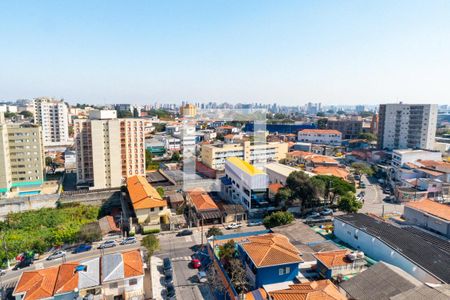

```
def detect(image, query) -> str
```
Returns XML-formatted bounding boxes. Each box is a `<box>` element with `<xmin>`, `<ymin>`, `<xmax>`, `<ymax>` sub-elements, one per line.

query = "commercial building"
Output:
<box><xmin>74</xmin><ymin>110</ymin><xmax>146</xmax><ymax>190</ymax></box>
<box><xmin>221</xmin><ymin>157</ymin><xmax>269</xmax><ymax>212</ymax></box>
<box><xmin>404</xmin><ymin>199</ymin><xmax>450</xmax><ymax>238</ymax></box>
<box><xmin>201</xmin><ymin>141</ymin><xmax>288</xmax><ymax>170</ymax></box>
<box><xmin>377</xmin><ymin>103</ymin><xmax>438</xmax><ymax>150</ymax></box>
<box><xmin>392</xmin><ymin>149</ymin><xmax>442</xmax><ymax>169</ymax></box>
<box><xmin>327</xmin><ymin>116</ymin><xmax>364</xmax><ymax>140</ymax></box>
<box><xmin>298</xmin><ymin>129</ymin><xmax>342</xmax><ymax>146</ymax></box>
<box><xmin>334</xmin><ymin>214</ymin><xmax>450</xmax><ymax>284</ymax></box>
<box><xmin>33</xmin><ymin>97</ymin><xmax>70</xmax><ymax>147</ymax></box>
<box><xmin>0</xmin><ymin>114</ymin><xmax>45</xmax><ymax>196</ymax></box>
<box><xmin>180</xmin><ymin>103</ymin><xmax>197</xmax><ymax>117</ymax></box>
<box><xmin>265</xmin><ymin>162</ymin><xmax>299</xmax><ymax>185</ymax></box>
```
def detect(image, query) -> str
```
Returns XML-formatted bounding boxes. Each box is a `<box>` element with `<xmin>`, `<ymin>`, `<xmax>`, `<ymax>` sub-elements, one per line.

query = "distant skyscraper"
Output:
<box><xmin>377</xmin><ymin>103</ymin><xmax>438</xmax><ymax>150</ymax></box>
<box><xmin>33</xmin><ymin>97</ymin><xmax>69</xmax><ymax>147</ymax></box>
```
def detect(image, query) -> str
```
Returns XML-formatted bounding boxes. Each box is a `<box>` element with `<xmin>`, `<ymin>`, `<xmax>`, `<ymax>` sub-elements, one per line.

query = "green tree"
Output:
<box><xmin>218</xmin><ymin>239</ymin><xmax>236</xmax><ymax>263</ymax></box>
<box><xmin>351</xmin><ymin>162</ymin><xmax>374</xmax><ymax>176</ymax></box>
<box><xmin>19</xmin><ymin>111</ymin><xmax>33</xmax><ymax>118</ymax></box>
<box><xmin>142</xmin><ymin>234</ymin><xmax>160</xmax><ymax>256</ymax></box>
<box><xmin>263</xmin><ymin>211</ymin><xmax>294</xmax><ymax>228</ymax></box>
<box><xmin>286</xmin><ymin>171</ymin><xmax>324</xmax><ymax>209</ymax></box>
<box><xmin>156</xmin><ymin>187</ymin><xmax>165</xmax><ymax>198</ymax></box>
<box><xmin>317</xmin><ymin>118</ymin><xmax>328</xmax><ymax>129</ymax></box>
<box><xmin>313</xmin><ymin>175</ymin><xmax>356</xmax><ymax>204</ymax></box>
<box><xmin>338</xmin><ymin>192</ymin><xmax>363</xmax><ymax>213</ymax></box>
<box><xmin>337</xmin><ymin>110</ymin><xmax>346</xmax><ymax>115</ymax></box>
<box><xmin>117</xmin><ymin>110</ymin><xmax>133</xmax><ymax>118</ymax></box>
<box><xmin>45</xmin><ymin>156</ymin><xmax>53</xmax><ymax>166</ymax></box>
<box><xmin>274</xmin><ymin>187</ymin><xmax>292</xmax><ymax>207</ymax></box>
<box><xmin>316</xmin><ymin>112</ymin><xmax>325</xmax><ymax>117</ymax></box>
<box><xmin>78</xmin><ymin>222</ymin><xmax>102</xmax><ymax>243</ymax></box>
<box><xmin>154</xmin><ymin>123</ymin><xmax>166</xmax><ymax>132</ymax></box>
<box><xmin>358</xmin><ymin>132</ymin><xmax>377</xmax><ymax>142</ymax></box>
<box><xmin>171</xmin><ymin>152</ymin><xmax>181</xmax><ymax>162</ymax></box>
<box><xmin>4</xmin><ymin>112</ymin><xmax>16</xmax><ymax>118</ymax></box>
<box><xmin>206</xmin><ymin>226</ymin><xmax>223</xmax><ymax>238</ymax></box>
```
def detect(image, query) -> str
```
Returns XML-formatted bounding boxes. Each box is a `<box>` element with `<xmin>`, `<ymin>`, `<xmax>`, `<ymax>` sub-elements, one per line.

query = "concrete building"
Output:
<box><xmin>180</xmin><ymin>103</ymin><xmax>197</xmax><ymax>117</ymax></box>
<box><xmin>298</xmin><ymin>129</ymin><xmax>342</xmax><ymax>146</ymax></box>
<box><xmin>392</xmin><ymin>149</ymin><xmax>442</xmax><ymax>169</ymax></box>
<box><xmin>327</xmin><ymin>116</ymin><xmax>364</xmax><ymax>140</ymax></box>
<box><xmin>377</xmin><ymin>103</ymin><xmax>438</xmax><ymax>150</ymax></box>
<box><xmin>201</xmin><ymin>141</ymin><xmax>289</xmax><ymax>170</ymax></box>
<box><xmin>33</xmin><ymin>97</ymin><xmax>70</xmax><ymax>147</ymax></box>
<box><xmin>221</xmin><ymin>157</ymin><xmax>269</xmax><ymax>212</ymax></box>
<box><xmin>74</xmin><ymin>110</ymin><xmax>146</xmax><ymax>190</ymax></box>
<box><xmin>0</xmin><ymin>115</ymin><xmax>45</xmax><ymax>196</ymax></box>
<box><xmin>404</xmin><ymin>199</ymin><xmax>450</xmax><ymax>238</ymax></box>
<box><xmin>264</xmin><ymin>162</ymin><xmax>299</xmax><ymax>185</ymax></box>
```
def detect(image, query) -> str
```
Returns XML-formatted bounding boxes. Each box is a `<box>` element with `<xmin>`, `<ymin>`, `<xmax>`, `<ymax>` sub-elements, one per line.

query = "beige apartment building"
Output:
<box><xmin>0</xmin><ymin>114</ymin><xmax>45</xmax><ymax>196</ymax></box>
<box><xmin>201</xmin><ymin>141</ymin><xmax>289</xmax><ymax>170</ymax></box>
<box><xmin>74</xmin><ymin>110</ymin><xmax>146</xmax><ymax>190</ymax></box>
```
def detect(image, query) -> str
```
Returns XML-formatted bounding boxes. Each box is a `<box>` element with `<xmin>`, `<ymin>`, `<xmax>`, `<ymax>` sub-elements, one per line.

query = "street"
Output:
<box><xmin>359</xmin><ymin>176</ymin><xmax>404</xmax><ymax>216</ymax></box>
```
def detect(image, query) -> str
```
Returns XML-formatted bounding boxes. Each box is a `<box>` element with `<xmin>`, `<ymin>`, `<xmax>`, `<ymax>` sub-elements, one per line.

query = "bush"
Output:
<box><xmin>143</xmin><ymin>228</ymin><xmax>160</xmax><ymax>235</ymax></box>
<box><xmin>142</xmin><ymin>234</ymin><xmax>160</xmax><ymax>256</ymax></box>
<box><xmin>263</xmin><ymin>211</ymin><xmax>294</xmax><ymax>228</ymax></box>
<box><xmin>206</xmin><ymin>226</ymin><xmax>223</xmax><ymax>238</ymax></box>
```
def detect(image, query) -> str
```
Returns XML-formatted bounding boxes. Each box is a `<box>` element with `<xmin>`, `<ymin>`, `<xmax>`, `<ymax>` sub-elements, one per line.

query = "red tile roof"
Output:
<box><xmin>314</xmin><ymin>250</ymin><xmax>352</xmax><ymax>268</ymax></box>
<box><xmin>188</xmin><ymin>189</ymin><xmax>219</xmax><ymax>211</ymax></box>
<box><xmin>127</xmin><ymin>175</ymin><xmax>167</xmax><ymax>210</ymax></box>
<box><xmin>14</xmin><ymin>267</ymin><xmax>60</xmax><ymax>300</ymax></box>
<box><xmin>240</xmin><ymin>233</ymin><xmax>302</xmax><ymax>267</ymax></box>
<box><xmin>406</xmin><ymin>199</ymin><xmax>450</xmax><ymax>221</ymax></box>
<box><xmin>269</xmin><ymin>279</ymin><xmax>347</xmax><ymax>300</ymax></box>
<box><xmin>54</xmin><ymin>262</ymin><xmax>79</xmax><ymax>295</ymax></box>
<box><xmin>123</xmin><ymin>250</ymin><xmax>144</xmax><ymax>278</ymax></box>
<box><xmin>312</xmin><ymin>166</ymin><xmax>349</xmax><ymax>179</ymax></box>
<box><xmin>269</xmin><ymin>183</ymin><xmax>283</xmax><ymax>194</ymax></box>
<box><xmin>299</xmin><ymin>129</ymin><xmax>342</xmax><ymax>135</ymax></box>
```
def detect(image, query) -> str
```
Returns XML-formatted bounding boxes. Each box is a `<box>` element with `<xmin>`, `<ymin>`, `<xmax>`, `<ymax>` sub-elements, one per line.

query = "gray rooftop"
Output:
<box><xmin>101</xmin><ymin>252</ymin><xmax>124</xmax><ymax>282</ymax></box>
<box><xmin>390</xmin><ymin>284</ymin><xmax>450</xmax><ymax>300</ymax></box>
<box><xmin>340</xmin><ymin>262</ymin><xmax>423</xmax><ymax>300</ymax></box>
<box><xmin>78</xmin><ymin>257</ymin><xmax>100</xmax><ymax>290</ymax></box>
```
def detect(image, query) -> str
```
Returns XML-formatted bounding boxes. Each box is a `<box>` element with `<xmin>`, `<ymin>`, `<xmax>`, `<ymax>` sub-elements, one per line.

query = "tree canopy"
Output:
<box><xmin>142</xmin><ymin>234</ymin><xmax>160</xmax><ymax>257</ymax></box>
<box><xmin>351</xmin><ymin>162</ymin><xmax>374</xmax><ymax>176</ymax></box>
<box><xmin>206</xmin><ymin>226</ymin><xmax>223</xmax><ymax>238</ymax></box>
<box><xmin>338</xmin><ymin>192</ymin><xmax>363</xmax><ymax>213</ymax></box>
<box><xmin>358</xmin><ymin>132</ymin><xmax>377</xmax><ymax>142</ymax></box>
<box><xmin>263</xmin><ymin>211</ymin><xmax>294</xmax><ymax>228</ymax></box>
<box><xmin>286</xmin><ymin>171</ymin><xmax>324</xmax><ymax>209</ymax></box>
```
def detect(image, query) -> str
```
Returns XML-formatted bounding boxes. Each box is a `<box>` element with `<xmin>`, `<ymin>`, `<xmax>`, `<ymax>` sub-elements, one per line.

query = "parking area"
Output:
<box><xmin>359</xmin><ymin>176</ymin><xmax>404</xmax><ymax>216</ymax></box>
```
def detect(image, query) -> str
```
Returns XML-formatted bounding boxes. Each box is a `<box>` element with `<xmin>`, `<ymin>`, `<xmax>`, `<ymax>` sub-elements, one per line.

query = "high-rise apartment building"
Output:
<box><xmin>33</xmin><ymin>97</ymin><xmax>70</xmax><ymax>147</ymax></box>
<box><xmin>377</xmin><ymin>103</ymin><xmax>438</xmax><ymax>150</ymax></box>
<box><xmin>0</xmin><ymin>114</ymin><xmax>45</xmax><ymax>196</ymax></box>
<box><xmin>74</xmin><ymin>110</ymin><xmax>146</xmax><ymax>190</ymax></box>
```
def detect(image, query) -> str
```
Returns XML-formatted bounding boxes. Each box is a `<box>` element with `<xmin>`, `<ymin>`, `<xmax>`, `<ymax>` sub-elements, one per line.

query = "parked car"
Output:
<box><xmin>359</xmin><ymin>182</ymin><xmax>366</xmax><ymax>189</ymax></box>
<box><xmin>358</xmin><ymin>191</ymin><xmax>366</xmax><ymax>197</ymax></box>
<box><xmin>225</xmin><ymin>222</ymin><xmax>242</xmax><ymax>230</ymax></box>
<box><xmin>13</xmin><ymin>258</ymin><xmax>33</xmax><ymax>270</ymax></box>
<box><xmin>176</xmin><ymin>229</ymin><xmax>193</xmax><ymax>237</ymax></box>
<box><xmin>72</xmin><ymin>244</ymin><xmax>92</xmax><ymax>254</ymax></box>
<box><xmin>163</xmin><ymin>257</ymin><xmax>172</xmax><ymax>272</ymax></box>
<box><xmin>354</xmin><ymin>175</ymin><xmax>361</xmax><ymax>181</ymax></box>
<box><xmin>47</xmin><ymin>250</ymin><xmax>66</xmax><ymax>261</ymax></box>
<box><xmin>166</xmin><ymin>283</ymin><xmax>176</xmax><ymax>299</ymax></box>
<box><xmin>164</xmin><ymin>272</ymin><xmax>173</xmax><ymax>285</ymax></box>
<box><xmin>197</xmin><ymin>271</ymin><xmax>208</xmax><ymax>283</ymax></box>
<box><xmin>120</xmin><ymin>237</ymin><xmax>137</xmax><ymax>245</ymax></box>
<box><xmin>191</xmin><ymin>258</ymin><xmax>201</xmax><ymax>269</ymax></box>
<box><xmin>306</xmin><ymin>212</ymin><xmax>321</xmax><ymax>219</ymax></box>
<box><xmin>247</xmin><ymin>221</ymin><xmax>263</xmax><ymax>227</ymax></box>
<box><xmin>0</xmin><ymin>269</ymin><xmax>6</xmax><ymax>276</ymax></box>
<box><xmin>320</xmin><ymin>208</ymin><xmax>333</xmax><ymax>216</ymax></box>
<box><xmin>384</xmin><ymin>196</ymin><xmax>396</xmax><ymax>203</ymax></box>
<box><xmin>98</xmin><ymin>240</ymin><xmax>116</xmax><ymax>249</ymax></box>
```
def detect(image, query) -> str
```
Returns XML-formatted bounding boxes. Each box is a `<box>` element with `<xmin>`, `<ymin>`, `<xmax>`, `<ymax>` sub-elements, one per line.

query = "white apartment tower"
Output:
<box><xmin>74</xmin><ymin>110</ymin><xmax>146</xmax><ymax>190</ymax></box>
<box><xmin>33</xmin><ymin>97</ymin><xmax>69</xmax><ymax>147</ymax></box>
<box><xmin>377</xmin><ymin>103</ymin><xmax>438</xmax><ymax>150</ymax></box>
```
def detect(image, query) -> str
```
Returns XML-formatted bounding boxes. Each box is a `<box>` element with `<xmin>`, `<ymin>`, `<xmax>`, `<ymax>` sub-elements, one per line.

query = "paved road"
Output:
<box><xmin>1</xmin><ymin>242</ymin><xmax>141</xmax><ymax>290</ymax></box>
<box><xmin>359</xmin><ymin>176</ymin><xmax>404</xmax><ymax>216</ymax></box>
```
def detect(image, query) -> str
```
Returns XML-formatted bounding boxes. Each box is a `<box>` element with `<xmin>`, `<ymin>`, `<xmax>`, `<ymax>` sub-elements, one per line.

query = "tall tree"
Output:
<box><xmin>338</xmin><ymin>192</ymin><xmax>362</xmax><ymax>213</ymax></box>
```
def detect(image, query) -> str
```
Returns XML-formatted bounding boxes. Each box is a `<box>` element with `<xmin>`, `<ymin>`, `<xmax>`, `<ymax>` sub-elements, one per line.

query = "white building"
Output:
<box><xmin>298</xmin><ymin>129</ymin><xmax>342</xmax><ymax>146</ymax></box>
<box><xmin>392</xmin><ymin>149</ymin><xmax>442</xmax><ymax>169</ymax></box>
<box><xmin>33</xmin><ymin>97</ymin><xmax>70</xmax><ymax>147</ymax></box>
<box><xmin>377</xmin><ymin>103</ymin><xmax>438</xmax><ymax>150</ymax></box>
<box><xmin>222</xmin><ymin>157</ymin><xmax>269</xmax><ymax>212</ymax></box>
<box><xmin>264</xmin><ymin>162</ymin><xmax>299</xmax><ymax>185</ymax></box>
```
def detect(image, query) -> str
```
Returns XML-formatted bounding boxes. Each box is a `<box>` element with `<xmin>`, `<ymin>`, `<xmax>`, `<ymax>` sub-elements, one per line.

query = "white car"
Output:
<box><xmin>47</xmin><ymin>250</ymin><xmax>66</xmax><ymax>260</ymax></box>
<box><xmin>225</xmin><ymin>223</ymin><xmax>242</xmax><ymax>230</ymax></box>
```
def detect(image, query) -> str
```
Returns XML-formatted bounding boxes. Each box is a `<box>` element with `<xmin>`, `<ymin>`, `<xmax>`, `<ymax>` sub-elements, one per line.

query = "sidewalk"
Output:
<box><xmin>150</xmin><ymin>256</ymin><xmax>164</xmax><ymax>300</ymax></box>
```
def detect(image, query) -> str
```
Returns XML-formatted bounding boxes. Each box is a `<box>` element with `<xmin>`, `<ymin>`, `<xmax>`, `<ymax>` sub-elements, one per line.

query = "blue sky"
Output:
<box><xmin>1</xmin><ymin>1</ymin><xmax>450</xmax><ymax>105</ymax></box>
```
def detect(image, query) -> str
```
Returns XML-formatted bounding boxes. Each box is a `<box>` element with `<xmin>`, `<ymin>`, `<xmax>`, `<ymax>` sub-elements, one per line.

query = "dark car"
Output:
<box><xmin>72</xmin><ymin>244</ymin><xmax>92</xmax><ymax>254</ymax></box>
<box><xmin>13</xmin><ymin>258</ymin><xmax>33</xmax><ymax>270</ymax></box>
<box><xmin>176</xmin><ymin>229</ymin><xmax>193</xmax><ymax>237</ymax></box>
<box><xmin>164</xmin><ymin>272</ymin><xmax>173</xmax><ymax>285</ymax></box>
<box><xmin>166</xmin><ymin>283</ymin><xmax>175</xmax><ymax>298</ymax></box>
<box><xmin>163</xmin><ymin>257</ymin><xmax>172</xmax><ymax>272</ymax></box>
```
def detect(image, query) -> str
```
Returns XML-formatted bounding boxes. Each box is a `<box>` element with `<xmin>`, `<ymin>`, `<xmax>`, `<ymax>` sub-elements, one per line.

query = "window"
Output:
<box><xmin>279</xmin><ymin>268</ymin><xmax>285</xmax><ymax>275</ymax></box>
<box><xmin>109</xmin><ymin>282</ymin><xmax>118</xmax><ymax>289</ymax></box>
<box><xmin>129</xmin><ymin>278</ymin><xmax>138</xmax><ymax>286</ymax></box>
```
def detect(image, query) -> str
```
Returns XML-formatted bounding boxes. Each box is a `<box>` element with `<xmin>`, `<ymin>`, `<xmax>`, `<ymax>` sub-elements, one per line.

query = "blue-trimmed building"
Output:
<box><xmin>244</xmin><ymin>123</ymin><xmax>316</xmax><ymax>134</ymax></box>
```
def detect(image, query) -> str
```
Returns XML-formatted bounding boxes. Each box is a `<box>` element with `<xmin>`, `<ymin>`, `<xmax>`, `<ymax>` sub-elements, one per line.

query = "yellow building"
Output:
<box><xmin>201</xmin><ymin>141</ymin><xmax>289</xmax><ymax>170</ymax></box>
<box><xmin>180</xmin><ymin>103</ymin><xmax>197</xmax><ymax>117</ymax></box>
<box><xmin>127</xmin><ymin>175</ymin><xmax>170</xmax><ymax>230</ymax></box>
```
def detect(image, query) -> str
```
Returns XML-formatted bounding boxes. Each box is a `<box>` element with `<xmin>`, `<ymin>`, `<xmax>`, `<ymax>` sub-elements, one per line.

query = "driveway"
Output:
<box><xmin>359</xmin><ymin>176</ymin><xmax>404</xmax><ymax>216</ymax></box>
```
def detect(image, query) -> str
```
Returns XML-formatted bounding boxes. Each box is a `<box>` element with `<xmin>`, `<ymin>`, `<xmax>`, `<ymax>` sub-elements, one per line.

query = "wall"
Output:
<box><xmin>0</xmin><ymin>194</ymin><xmax>59</xmax><ymax>220</ymax></box>
<box><xmin>333</xmin><ymin>218</ymin><xmax>441</xmax><ymax>284</ymax></box>
<box><xmin>255</xmin><ymin>263</ymin><xmax>299</xmax><ymax>287</ymax></box>
<box><xmin>403</xmin><ymin>206</ymin><xmax>450</xmax><ymax>238</ymax></box>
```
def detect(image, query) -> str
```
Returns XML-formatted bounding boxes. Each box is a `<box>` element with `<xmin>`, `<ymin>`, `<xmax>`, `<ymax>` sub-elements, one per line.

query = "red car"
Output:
<box><xmin>191</xmin><ymin>258</ymin><xmax>201</xmax><ymax>269</ymax></box>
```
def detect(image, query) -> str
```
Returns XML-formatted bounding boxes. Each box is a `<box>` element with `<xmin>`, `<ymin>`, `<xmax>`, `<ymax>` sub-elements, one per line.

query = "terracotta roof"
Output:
<box><xmin>314</xmin><ymin>250</ymin><xmax>352</xmax><ymax>268</ymax></box>
<box><xmin>240</xmin><ymin>233</ymin><xmax>302</xmax><ymax>267</ymax></box>
<box><xmin>288</xmin><ymin>151</ymin><xmax>314</xmax><ymax>158</ymax></box>
<box><xmin>299</xmin><ymin>129</ymin><xmax>342</xmax><ymax>135</ymax></box>
<box><xmin>98</xmin><ymin>216</ymin><xmax>120</xmax><ymax>234</ymax></box>
<box><xmin>269</xmin><ymin>183</ymin><xmax>283</xmax><ymax>194</ymax></box>
<box><xmin>245</xmin><ymin>288</ymin><xmax>268</xmax><ymax>300</ymax></box>
<box><xmin>404</xmin><ymin>162</ymin><xmax>420</xmax><ymax>169</ymax></box>
<box><xmin>309</xmin><ymin>155</ymin><xmax>338</xmax><ymax>165</ymax></box>
<box><xmin>224</xmin><ymin>134</ymin><xmax>234</xmax><ymax>139</ymax></box>
<box><xmin>269</xmin><ymin>279</ymin><xmax>347</xmax><ymax>300</ymax></box>
<box><xmin>312</xmin><ymin>166</ymin><xmax>349</xmax><ymax>179</ymax></box>
<box><xmin>54</xmin><ymin>262</ymin><xmax>79</xmax><ymax>295</ymax></box>
<box><xmin>188</xmin><ymin>189</ymin><xmax>219</xmax><ymax>211</ymax></box>
<box><xmin>406</xmin><ymin>199</ymin><xmax>450</xmax><ymax>221</ymax></box>
<box><xmin>416</xmin><ymin>160</ymin><xmax>450</xmax><ymax>169</ymax></box>
<box><xmin>127</xmin><ymin>175</ymin><xmax>167</xmax><ymax>210</ymax></box>
<box><xmin>122</xmin><ymin>250</ymin><xmax>144</xmax><ymax>278</ymax></box>
<box><xmin>418</xmin><ymin>167</ymin><xmax>446</xmax><ymax>177</ymax></box>
<box><xmin>14</xmin><ymin>267</ymin><xmax>59</xmax><ymax>300</ymax></box>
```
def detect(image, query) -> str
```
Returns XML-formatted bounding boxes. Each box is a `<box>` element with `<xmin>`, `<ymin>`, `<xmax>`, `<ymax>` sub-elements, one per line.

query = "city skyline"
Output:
<box><xmin>1</xmin><ymin>1</ymin><xmax>450</xmax><ymax>105</ymax></box>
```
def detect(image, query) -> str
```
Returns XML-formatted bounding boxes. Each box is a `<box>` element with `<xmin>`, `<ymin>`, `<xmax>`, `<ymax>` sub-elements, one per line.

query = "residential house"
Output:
<box><xmin>267</xmin><ymin>279</ymin><xmax>346</xmax><ymax>300</ymax></box>
<box><xmin>238</xmin><ymin>233</ymin><xmax>303</xmax><ymax>288</ymax></box>
<box><xmin>126</xmin><ymin>175</ymin><xmax>170</xmax><ymax>231</ymax></box>
<box><xmin>312</xmin><ymin>166</ymin><xmax>350</xmax><ymax>181</ymax></box>
<box><xmin>298</xmin><ymin>129</ymin><xmax>342</xmax><ymax>146</ymax></box>
<box><xmin>314</xmin><ymin>249</ymin><xmax>367</xmax><ymax>279</ymax></box>
<box><xmin>186</xmin><ymin>189</ymin><xmax>222</xmax><ymax>226</ymax></box>
<box><xmin>404</xmin><ymin>199</ymin><xmax>450</xmax><ymax>238</ymax></box>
